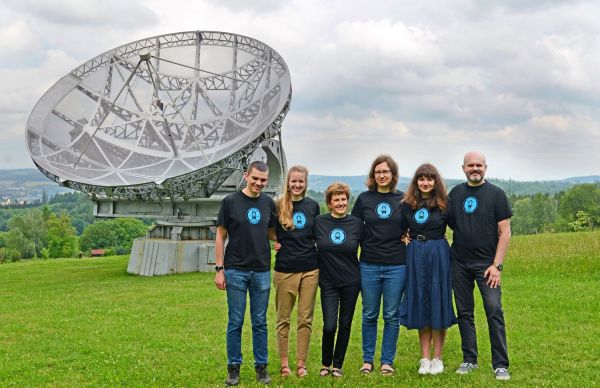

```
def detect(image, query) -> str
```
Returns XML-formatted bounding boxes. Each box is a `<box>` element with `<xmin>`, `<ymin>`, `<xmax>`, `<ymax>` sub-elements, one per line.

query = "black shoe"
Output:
<box><xmin>255</xmin><ymin>364</ymin><xmax>271</xmax><ymax>385</ymax></box>
<box><xmin>225</xmin><ymin>364</ymin><xmax>240</xmax><ymax>386</ymax></box>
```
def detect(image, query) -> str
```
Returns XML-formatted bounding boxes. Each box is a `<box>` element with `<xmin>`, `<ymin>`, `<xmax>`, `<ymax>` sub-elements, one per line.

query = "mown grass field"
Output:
<box><xmin>1</xmin><ymin>231</ymin><xmax>599</xmax><ymax>387</ymax></box>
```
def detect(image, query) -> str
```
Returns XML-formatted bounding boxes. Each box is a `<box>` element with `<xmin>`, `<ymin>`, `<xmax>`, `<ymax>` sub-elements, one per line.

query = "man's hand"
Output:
<box><xmin>274</xmin><ymin>241</ymin><xmax>281</xmax><ymax>252</ymax></box>
<box><xmin>484</xmin><ymin>265</ymin><xmax>501</xmax><ymax>288</ymax></box>
<box><xmin>214</xmin><ymin>270</ymin><xmax>226</xmax><ymax>290</ymax></box>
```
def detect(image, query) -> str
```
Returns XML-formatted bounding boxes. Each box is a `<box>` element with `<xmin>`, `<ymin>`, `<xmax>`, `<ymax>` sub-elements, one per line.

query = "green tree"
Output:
<box><xmin>6</xmin><ymin>209</ymin><xmax>47</xmax><ymax>258</ymax></box>
<box><xmin>568</xmin><ymin>211</ymin><xmax>593</xmax><ymax>232</ymax></box>
<box><xmin>557</xmin><ymin>184</ymin><xmax>600</xmax><ymax>229</ymax></box>
<box><xmin>48</xmin><ymin>192</ymin><xmax>94</xmax><ymax>235</ymax></box>
<box><xmin>80</xmin><ymin>218</ymin><xmax>147</xmax><ymax>253</ymax></box>
<box><xmin>46</xmin><ymin>212</ymin><xmax>79</xmax><ymax>258</ymax></box>
<box><xmin>0</xmin><ymin>247</ymin><xmax>21</xmax><ymax>263</ymax></box>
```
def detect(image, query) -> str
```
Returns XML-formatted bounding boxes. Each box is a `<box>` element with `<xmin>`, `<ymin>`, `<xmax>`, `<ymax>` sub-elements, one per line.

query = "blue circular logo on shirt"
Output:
<box><xmin>414</xmin><ymin>208</ymin><xmax>430</xmax><ymax>224</ymax></box>
<box><xmin>329</xmin><ymin>228</ymin><xmax>346</xmax><ymax>244</ymax></box>
<box><xmin>247</xmin><ymin>208</ymin><xmax>261</xmax><ymax>224</ymax></box>
<box><xmin>463</xmin><ymin>196</ymin><xmax>478</xmax><ymax>214</ymax></box>
<box><xmin>376</xmin><ymin>202</ymin><xmax>392</xmax><ymax>219</ymax></box>
<box><xmin>293</xmin><ymin>211</ymin><xmax>307</xmax><ymax>229</ymax></box>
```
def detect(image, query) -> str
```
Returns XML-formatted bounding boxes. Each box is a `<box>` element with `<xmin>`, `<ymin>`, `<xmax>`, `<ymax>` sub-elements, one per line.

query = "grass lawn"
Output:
<box><xmin>1</xmin><ymin>231</ymin><xmax>599</xmax><ymax>387</ymax></box>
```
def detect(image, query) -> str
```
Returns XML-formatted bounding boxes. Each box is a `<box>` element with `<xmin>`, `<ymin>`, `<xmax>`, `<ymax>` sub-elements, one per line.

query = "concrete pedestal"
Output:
<box><xmin>128</xmin><ymin>237</ymin><xmax>216</xmax><ymax>276</ymax></box>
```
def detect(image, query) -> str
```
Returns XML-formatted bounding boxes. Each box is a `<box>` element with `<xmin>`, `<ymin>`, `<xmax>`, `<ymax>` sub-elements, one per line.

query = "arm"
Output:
<box><xmin>484</xmin><ymin>218</ymin><xmax>511</xmax><ymax>288</ymax></box>
<box><xmin>214</xmin><ymin>225</ymin><xmax>228</xmax><ymax>290</ymax></box>
<box><xmin>268</xmin><ymin>227</ymin><xmax>281</xmax><ymax>251</ymax></box>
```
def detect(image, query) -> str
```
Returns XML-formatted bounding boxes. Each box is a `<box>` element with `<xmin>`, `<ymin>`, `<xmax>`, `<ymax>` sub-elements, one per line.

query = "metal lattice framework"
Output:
<box><xmin>26</xmin><ymin>31</ymin><xmax>291</xmax><ymax>200</ymax></box>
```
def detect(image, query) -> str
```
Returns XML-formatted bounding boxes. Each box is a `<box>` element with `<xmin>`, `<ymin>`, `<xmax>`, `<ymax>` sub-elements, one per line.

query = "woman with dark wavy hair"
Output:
<box><xmin>401</xmin><ymin>163</ymin><xmax>457</xmax><ymax>376</ymax></box>
<box><xmin>351</xmin><ymin>154</ymin><xmax>406</xmax><ymax>375</ymax></box>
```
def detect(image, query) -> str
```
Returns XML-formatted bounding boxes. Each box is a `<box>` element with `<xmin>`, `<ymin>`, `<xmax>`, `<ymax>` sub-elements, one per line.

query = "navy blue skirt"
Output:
<box><xmin>400</xmin><ymin>239</ymin><xmax>457</xmax><ymax>330</ymax></box>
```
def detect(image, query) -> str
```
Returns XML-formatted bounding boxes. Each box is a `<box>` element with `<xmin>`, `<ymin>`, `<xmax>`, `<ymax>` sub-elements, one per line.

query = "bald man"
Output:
<box><xmin>447</xmin><ymin>151</ymin><xmax>512</xmax><ymax>381</ymax></box>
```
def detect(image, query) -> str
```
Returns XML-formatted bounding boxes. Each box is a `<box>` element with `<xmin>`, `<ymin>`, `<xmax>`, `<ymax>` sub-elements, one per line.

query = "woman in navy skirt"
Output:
<box><xmin>400</xmin><ymin>163</ymin><xmax>457</xmax><ymax>375</ymax></box>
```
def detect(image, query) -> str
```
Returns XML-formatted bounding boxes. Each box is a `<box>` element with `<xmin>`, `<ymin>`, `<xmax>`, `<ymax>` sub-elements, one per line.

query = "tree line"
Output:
<box><xmin>0</xmin><ymin>194</ymin><xmax>147</xmax><ymax>262</ymax></box>
<box><xmin>1</xmin><ymin>183</ymin><xmax>598</xmax><ymax>262</ymax></box>
<box><xmin>508</xmin><ymin>183</ymin><xmax>600</xmax><ymax>235</ymax></box>
<box><xmin>308</xmin><ymin>183</ymin><xmax>600</xmax><ymax>236</ymax></box>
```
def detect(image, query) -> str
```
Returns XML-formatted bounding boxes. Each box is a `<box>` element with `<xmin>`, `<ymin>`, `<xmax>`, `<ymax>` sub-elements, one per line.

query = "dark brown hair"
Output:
<box><xmin>403</xmin><ymin>163</ymin><xmax>447</xmax><ymax>211</ymax></box>
<box><xmin>365</xmin><ymin>154</ymin><xmax>399</xmax><ymax>191</ymax></box>
<box><xmin>247</xmin><ymin>160</ymin><xmax>269</xmax><ymax>173</ymax></box>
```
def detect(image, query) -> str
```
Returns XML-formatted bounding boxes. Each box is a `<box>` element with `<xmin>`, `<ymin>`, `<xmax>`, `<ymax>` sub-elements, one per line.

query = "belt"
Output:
<box><xmin>410</xmin><ymin>234</ymin><xmax>444</xmax><ymax>242</ymax></box>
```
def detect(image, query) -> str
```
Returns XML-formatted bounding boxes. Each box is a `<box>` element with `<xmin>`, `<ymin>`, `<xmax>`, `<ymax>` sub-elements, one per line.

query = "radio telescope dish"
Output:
<box><xmin>26</xmin><ymin>31</ymin><xmax>291</xmax><ymax>200</ymax></box>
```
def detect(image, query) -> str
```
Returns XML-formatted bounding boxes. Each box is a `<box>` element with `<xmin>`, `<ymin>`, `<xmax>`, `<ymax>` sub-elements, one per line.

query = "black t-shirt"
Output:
<box><xmin>401</xmin><ymin>203</ymin><xmax>449</xmax><ymax>239</ymax></box>
<box><xmin>351</xmin><ymin>190</ymin><xmax>407</xmax><ymax>265</ymax></box>
<box><xmin>275</xmin><ymin>197</ymin><xmax>320</xmax><ymax>273</ymax></box>
<box><xmin>448</xmin><ymin>181</ymin><xmax>512</xmax><ymax>262</ymax></box>
<box><xmin>315</xmin><ymin>214</ymin><xmax>363</xmax><ymax>288</ymax></box>
<box><xmin>217</xmin><ymin>191</ymin><xmax>276</xmax><ymax>271</ymax></box>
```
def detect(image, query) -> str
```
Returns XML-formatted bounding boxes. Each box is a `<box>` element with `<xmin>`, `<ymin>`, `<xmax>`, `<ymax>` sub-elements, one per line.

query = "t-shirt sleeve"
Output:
<box><xmin>351</xmin><ymin>195</ymin><xmax>362</xmax><ymax>219</ymax></box>
<box><xmin>494</xmin><ymin>190</ymin><xmax>513</xmax><ymax>222</ymax></box>
<box><xmin>399</xmin><ymin>202</ymin><xmax>409</xmax><ymax>230</ymax></box>
<box><xmin>313</xmin><ymin>200</ymin><xmax>321</xmax><ymax>217</ymax></box>
<box><xmin>447</xmin><ymin>191</ymin><xmax>456</xmax><ymax>228</ymax></box>
<box><xmin>268</xmin><ymin>198</ymin><xmax>277</xmax><ymax>228</ymax></box>
<box><xmin>217</xmin><ymin>196</ymin><xmax>229</xmax><ymax>227</ymax></box>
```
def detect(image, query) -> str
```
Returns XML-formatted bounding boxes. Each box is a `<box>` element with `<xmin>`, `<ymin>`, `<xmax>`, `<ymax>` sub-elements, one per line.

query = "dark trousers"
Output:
<box><xmin>320</xmin><ymin>284</ymin><xmax>361</xmax><ymax>369</ymax></box>
<box><xmin>451</xmin><ymin>259</ymin><xmax>509</xmax><ymax>369</ymax></box>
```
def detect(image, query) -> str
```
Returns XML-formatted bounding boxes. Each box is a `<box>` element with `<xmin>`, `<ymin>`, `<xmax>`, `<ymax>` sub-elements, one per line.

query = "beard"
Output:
<box><xmin>467</xmin><ymin>172</ymin><xmax>484</xmax><ymax>183</ymax></box>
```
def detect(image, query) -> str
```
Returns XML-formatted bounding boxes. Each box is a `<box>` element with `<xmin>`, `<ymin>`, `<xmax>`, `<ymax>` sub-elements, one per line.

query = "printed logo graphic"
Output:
<box><xmin>414</xmin><ymin>208</ymin><xmax>430</xmax><ymax>224</ymax></box>
<box><xmin>329</xmin><ymin>228</ymin><xmax>346</xmax><ymax>244</ymax></box>
<box><xmin>376</xmin><ymin>202</ymin><xmax>393</xmax><ymax>219</ymax></box>
<box><xmin>463</xmin><ymin>196</ymin><xmax>478</xmax><ymax>214</ymax></box>
<box><xmin>293</xmin><ymin>211</ymin><xmax>307</xmax><ymax>229</ymax></box>
<box><xmin>247</xmin><ymin>208</ymin><xmax>262</xmax><ymax>224</ymax></box>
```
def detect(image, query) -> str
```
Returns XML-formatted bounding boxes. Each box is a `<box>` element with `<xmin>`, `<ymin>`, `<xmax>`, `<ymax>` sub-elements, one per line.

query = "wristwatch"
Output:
<box><xmin>215</xmin><ymin>265</ymin><xmax>224</xmax><ymax>272</ymax></box>
<box><xmin>495</xmin><ymin>263</ymin><xmax>504</xmax><ymax>271</ymax></box>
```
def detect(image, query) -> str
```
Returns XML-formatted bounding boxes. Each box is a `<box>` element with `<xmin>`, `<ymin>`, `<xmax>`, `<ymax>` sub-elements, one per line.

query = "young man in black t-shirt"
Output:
<box><xmin>448</xmin><ymin>151</ymin><xmax>512</xmax><ymax>381</ymax></box>
<box><xmin>214</xmin><ymin>161</ymin><xmax>276</xmax><ymax>386</ymax></box>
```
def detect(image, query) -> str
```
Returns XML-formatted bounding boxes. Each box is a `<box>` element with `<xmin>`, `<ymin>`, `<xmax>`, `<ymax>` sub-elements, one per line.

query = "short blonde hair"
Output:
<box><xmin>325</xmin><ymin>182</ymin><xmax>350</xmax><ymax>209</ymax></box>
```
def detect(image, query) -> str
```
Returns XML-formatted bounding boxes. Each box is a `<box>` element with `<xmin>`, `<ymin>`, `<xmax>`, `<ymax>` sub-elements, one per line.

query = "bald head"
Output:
<box><xmin>463</xmin><ymin>151</ymin><xmax>486</xmax><ymax>166</ymax></box>
<box><xmin>462</xmin><ymin>151</ymin><xmax>487</xmax><ymax>186</ymax></box>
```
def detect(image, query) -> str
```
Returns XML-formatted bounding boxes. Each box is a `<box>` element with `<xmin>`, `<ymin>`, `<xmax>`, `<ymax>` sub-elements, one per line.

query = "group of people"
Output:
<box><xmin>213</xmin><ymin>150</ymin><xmax>512</xmax><ymax>386</ymax></box>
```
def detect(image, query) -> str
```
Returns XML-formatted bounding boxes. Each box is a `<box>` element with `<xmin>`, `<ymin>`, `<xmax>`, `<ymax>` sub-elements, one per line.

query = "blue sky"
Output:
<box><xmin>1</xmin><ymin>0</ymin><xmax>600</xmax><ymax>181</ymax></box>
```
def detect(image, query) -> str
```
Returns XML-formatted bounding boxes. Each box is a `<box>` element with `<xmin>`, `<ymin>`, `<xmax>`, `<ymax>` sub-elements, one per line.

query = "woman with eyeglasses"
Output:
<box><xmin>351</xmin><ymin>154</ymin><xmax>407</xmax><ymax>375</ymax></box>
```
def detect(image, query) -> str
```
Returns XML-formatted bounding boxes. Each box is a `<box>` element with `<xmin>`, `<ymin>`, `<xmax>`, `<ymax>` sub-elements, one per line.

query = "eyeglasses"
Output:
<box><xmin>374</xmin><ymin>169</ymin><xmax>391</xmax><ymax>176</ymax></box>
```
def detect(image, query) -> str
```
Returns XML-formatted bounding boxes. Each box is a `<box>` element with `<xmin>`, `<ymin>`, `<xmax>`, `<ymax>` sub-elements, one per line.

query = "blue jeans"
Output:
<box><xmin>225</xmin><ymin>269</ymin><xmax>271</xmax><ymax>366</ymax></box>
<box><xmin>360</xmin><ymin>262</ymin><xmax>406</xmax><ymax>365</ymax></box>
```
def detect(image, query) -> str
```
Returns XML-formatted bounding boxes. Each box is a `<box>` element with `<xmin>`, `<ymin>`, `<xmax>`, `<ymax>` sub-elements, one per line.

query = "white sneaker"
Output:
<box><xmin>456</xmin><ymin>362</ymin><xmax>478</xmax><ymax>374</ymax></box>
<box><xmin>429</xmin><ymin>358</ymin><xmax>444</xmax><ymax>375</ymax></box>
<box><xmin>418</xmin><ymin>358</ymin><xmax>431</xmax><ymax>375</ymax></box>
<box><xmin>495</xmin><ymin>367</ymin><xmax>511</xmax><ymax>381</ymax></box>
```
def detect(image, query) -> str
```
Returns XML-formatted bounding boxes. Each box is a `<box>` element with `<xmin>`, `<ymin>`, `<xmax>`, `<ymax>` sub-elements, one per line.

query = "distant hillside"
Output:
<box><xmin>0</xmin><ymin>169</ymin><xmax>599</xmax><ymax>200</ymax></box>
<box><xmin>0</xmin><ymin>168</ymin><xmax>71</xmax><ymax>202</ymax></box>
<box><xmin>310</xmin><ymin>174</ymin><xmax>600</xmax><ymax>196</ymax></box>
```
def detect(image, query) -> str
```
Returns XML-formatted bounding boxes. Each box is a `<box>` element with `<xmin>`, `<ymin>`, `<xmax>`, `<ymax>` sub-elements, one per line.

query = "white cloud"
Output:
<box><xmin>1</xmin><ymin>0</ymin><xmax>600</xmax><ymax>179</ymax></box>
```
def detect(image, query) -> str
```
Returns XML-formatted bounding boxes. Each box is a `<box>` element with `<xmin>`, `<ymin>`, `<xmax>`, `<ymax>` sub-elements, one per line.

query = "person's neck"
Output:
<box><xmin>377</xmin><ymin>186</ymin><xmax>391</xmax><ymax>193</ymax></box>
<box><xmin>422</xmin><ymin>192</ymin><xmax>431</xmax><ymax>199</ymax></box>
<box><xmin>291</xmin><ymin>194</ymin><xmax>304</xmax><ymax>201</ymax></box>
<box><xmin>467</xmin><ymin>179</ymin><xmax>486</xmax><ymax>187</ymax></box>
<box><xmin>330</xmin><ymin>212</ymin><xmax>346</xmax><ymax>219</ymax></box>
<box><xmin>242</xmin><ymin>187</ymin><xmax>260</xmax><ymax>198</ymax></box>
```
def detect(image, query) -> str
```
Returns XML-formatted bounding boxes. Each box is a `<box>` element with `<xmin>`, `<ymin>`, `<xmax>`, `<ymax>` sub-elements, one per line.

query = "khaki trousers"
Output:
<box><xmin>274</xmin><ymin>269</ymin><xmax>319</xmax><ymax>361</ymax></box>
